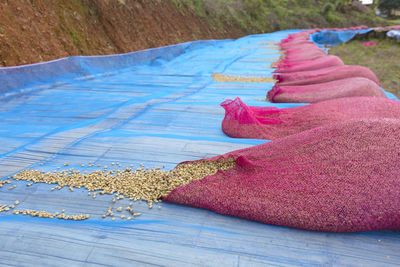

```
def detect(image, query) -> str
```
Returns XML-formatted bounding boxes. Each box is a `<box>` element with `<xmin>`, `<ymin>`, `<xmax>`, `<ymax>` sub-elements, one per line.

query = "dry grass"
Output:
<box><xmin>329</xmin><ymin>39</ymin><xmax>400</xmax><ymax>97</ymax></box>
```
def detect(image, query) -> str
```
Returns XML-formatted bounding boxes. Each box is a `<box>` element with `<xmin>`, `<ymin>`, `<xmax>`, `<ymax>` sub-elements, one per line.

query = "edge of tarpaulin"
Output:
<box><xmin>0</xmin><ymin>39</ymin><xmax>232</xmax><ymax>97</ymax></box>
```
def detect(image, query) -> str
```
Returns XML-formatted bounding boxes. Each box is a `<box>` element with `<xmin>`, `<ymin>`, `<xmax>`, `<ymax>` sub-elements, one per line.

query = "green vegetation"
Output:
<box><xmin>55</xmin><ymin>0</ymin><xmax>91</xmax><ymax>53</ymax></box>
<box><xmin>172</xmin><ymin>0</ymin><xmax>388</xmax><ymax>33</ymax></box>
<box><xmin>329</xmin><ymin>38</ymin><xmax>400</xmax><ymax>97</ymax></box>
<box><xmin>388</xmin><ymin>18</ymin><xmax>400</xmax><ymax>25</ymax></box>
<box><xmin>379</xmin><ymin>0</ymin><xmax>400</xmax><ymax>14</ymax></box>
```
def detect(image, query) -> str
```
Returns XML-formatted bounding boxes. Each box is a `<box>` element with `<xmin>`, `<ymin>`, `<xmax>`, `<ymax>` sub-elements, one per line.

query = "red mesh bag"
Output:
<box><xmin>279</xmin><ymin>35</ymin><xmax>307</xmax><ymax>44</ymax></box>
<box><xmin>284</xmin><ymin>44</ymin><xmax>322</xmax><ymax>53</ymax></box>
<box><xmin>279</xmin><ymin>38</ymin><xmax>307</xmax><ymax>46</ymax></box>
<box><xmin>268</xmin><ymin>77</ymin><xmax>386</xmax><ymax>103</ymax></box>
<box><xmin>280</xmin><ymin>40</ymin><xmax>314</xmax><ymax>50</ymax></box>
<box><xmin>221</xmin><ymin>97</ymin><xmax>400</xmax><ymax>139</ymax></box>
<box><xmin>282</xmin><ymin>30</ymin><xmax>315</xmax><ymax>42</ymax></box>
<box><xmin>274</xmin><ymin>55</ymin><xmax>344</xmax><ymax>73</ymax></box>
<box><xmin>278</xmin><ymin>33</ymin><xmax>313</xmax><ymax>46</ymax></box>
<box><xmin>329</xmin><ymin>25</ymin><xmax>368</xmax><ymax>31</ymax></box>
<box><xmin>274</xmin><ymin>65</ymin><xmax>380</xmax><ymax>86</ymax></box>
<box><xmin>164</xmin><ymin>119</ymin><xmax>400</xmax><ymax>232</ymax></box>
<box><xmin>282</xmin><ymin>49</ymin><xmax>327</xmax><ymax>62</ymax></box>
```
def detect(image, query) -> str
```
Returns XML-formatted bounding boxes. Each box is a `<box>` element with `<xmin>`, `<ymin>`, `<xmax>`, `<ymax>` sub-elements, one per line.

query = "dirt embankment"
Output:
<box><xmin>0</xmin><ymin>0</ymin><xmax>245</xmax><ymax>67</ymax></box>
<box><xmin>0</xmin><ymin>0</ymin><xmax>388</xmax><ymax>67</ymax></box>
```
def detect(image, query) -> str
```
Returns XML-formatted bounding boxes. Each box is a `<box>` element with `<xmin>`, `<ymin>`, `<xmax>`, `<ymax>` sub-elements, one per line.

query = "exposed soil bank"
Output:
<box><xmin>0</xmin><ymin>0</ymin><xmax>387</xmax><ymax>67</ymax></box>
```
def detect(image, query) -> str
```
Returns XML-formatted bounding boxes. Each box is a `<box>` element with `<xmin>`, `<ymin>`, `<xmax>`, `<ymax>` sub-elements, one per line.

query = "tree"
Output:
<box><xmin>379</xmin><ymin>0</ymin><xmax>400</xmax><ymax>13</ymax></box>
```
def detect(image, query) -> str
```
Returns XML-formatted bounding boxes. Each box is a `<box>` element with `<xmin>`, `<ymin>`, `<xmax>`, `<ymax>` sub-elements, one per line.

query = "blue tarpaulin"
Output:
<box><xmin>0</xmin><ymin>29</ymin><xmax>399</xmax><ymax>266</ymax></box>
<box><xmin>387</xmin><ymin>30</ymin><xmax>400</xmax><ymax>40</ymax></box>
<box><xmin>311</xmin><ymin>28</ymin><xmax>372</xmax><ymax>46</ymax></box>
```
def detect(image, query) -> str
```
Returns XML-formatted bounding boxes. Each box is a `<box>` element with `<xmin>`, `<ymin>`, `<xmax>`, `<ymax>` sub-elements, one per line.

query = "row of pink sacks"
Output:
<box><xmin>373</xmin><ymin>25</ymin><xmax>400</xmax><ymax>31</ymax></box>
<box><xmin>165</xmin><ymin>118</ymin><xmax>400</xmax><ymax>232</ymax></box>
<box><xmin>168</xmin><ymin>96</ymin><xmax>400</xmax><ymax>232</ymax></box>
<box><xmin>219</xmin><ymin>29</ymin><xmax>395</xmax><ymax>140</ymax></box>
<box><xmin>269</xmin><ymin>29</ymin><xmax>385</xmax><ymax>103</ymax></box>
<box><xmin>221</xmin><ymin>96</ymin><xmax>400</xmax><ymax>139</ymax></box>
<box><xmin>164</xmin><ymin>28</ymin><xmax>400</xmax><ymax>233</ymax></box>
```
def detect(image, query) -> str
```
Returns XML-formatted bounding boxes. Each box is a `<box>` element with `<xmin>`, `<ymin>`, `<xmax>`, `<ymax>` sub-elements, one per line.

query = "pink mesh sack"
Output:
<box><xmin>284</xmin><ymin>44</ymin><xmax>322</xmax><ymax>53</ymax></box>
<box><xmin>268</xmin><ymin>77</ymin><xmax>386</xmax><ymax>103</ymax></box>
<box><xmin>274</xmin><ymin>55</ymin><xmax>344</xmax><ymax>73</ymax></box>
<box><xmin>164</xmin><ymin>119</ymin><xmax>400</xmax><ymax>232</ymax></box>
<box><xmin>321</xmin><ymin>26</ymin><xmax>367</xmax><ymax>31</ymax></box>
<box><xmin>274</xmin><ymin>65</ymin><xmax>380</xmax><ymax>86</ymax></box>
<box><xmin>278</xmin><ymin>33</ymin><xmax>312</xmax><ymax>46</ymax></box>
<box><xmin>283</xmin><ymin>49</ymin><xmax>327</xmax><ymax>62</ymax></box>
<box><xmin>280</xmin><ymin>35</ymin><xmax>308</xmax><ymax>44</ymax></box>
<box><xmin>280</xmin><ymin>40</ymin><xmax>314</xmax><ymax>50</ymax></box>
<box><xmin>283</xmin><ymin>30</ymin><xmax>315</xmax><ymax>41</ymax></box>
<box><xmin>221</xmin><ymin>97</ymin><xmax>400</xmax><ymax>139</ymax></box>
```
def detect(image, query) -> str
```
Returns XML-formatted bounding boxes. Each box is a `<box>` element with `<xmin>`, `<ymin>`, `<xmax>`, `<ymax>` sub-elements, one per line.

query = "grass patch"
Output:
<box><xmin>329</xmin><ymin>39</ymin><xmax>400</xmax><ymax>97</ymax></box>
<box><xmin>171</xmin><ymin>0</ymin><xmax>389</xmax><ymax>33</ymax></box>
<box><xmin>388</xmin><ymin>18</ymin><xmax>400</xmax><ymax>25</ymax></box>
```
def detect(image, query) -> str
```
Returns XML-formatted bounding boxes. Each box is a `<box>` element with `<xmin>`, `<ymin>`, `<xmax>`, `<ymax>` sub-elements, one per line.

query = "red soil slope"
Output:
<box><xmin>0</xmin><ymin>0</ymin><xmax>245</xmax><ymax>67</ymax></box>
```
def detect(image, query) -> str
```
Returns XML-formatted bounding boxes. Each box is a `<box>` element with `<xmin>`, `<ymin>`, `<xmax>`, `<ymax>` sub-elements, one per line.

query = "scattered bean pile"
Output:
<box><xmin>0</xmin><ymin>200</ymin><xmax>19</xmax><ymax>213</ymax></box>
<box><xmin>212</xmin><ymin>73</ymin><xmax>275</xmax><ymax>83</ymax></box>
<box><xmin>13</xmin><ymin>209</ymin><xmax>90</xmax><ymax>221</ymax></box>
<box><xmin>1</xmin><ymin>200</ymin><xmax>89</xmax><ymax>220</ymax></box>
<box><xmin>3</xmin><ymin>158</ymin><xmax>236</xmax><ymax>221</ymax></box>
<box><xmin>0</xmin><ymin>180</ymin><xmax>11</xmax><ymax>188</ymax></box>
<box><xmin>259</xmin><ymin>46</ymin><xmax>280</xmax><ymax>50</ymax></box>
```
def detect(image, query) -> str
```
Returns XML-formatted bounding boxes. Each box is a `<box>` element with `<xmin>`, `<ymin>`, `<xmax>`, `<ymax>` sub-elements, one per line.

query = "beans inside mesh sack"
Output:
<box><xmin>282</xmin><ymin>48</ymin><xmax>327</xmax><ymax>63</ymax></box>
<box><xmin>273</xmin><ymin>65</ymin><xmax>380</xmax><ymax>86</ymax></box>
<box><xmin>273</xmin><ymin>55</ymin><xmax>344</xmax><ymax>73</ymax></box>
<box><xmin>164</xmin><ymin>119</ymin><xmax>400</xmax><ymax>232</ymax></box>
<box><xmin>279</xmin><ymin>40</ymin><xmax>314</xmax><ymax>50</ymax></box>
<box><xmin>284</xmin><ymin>43</ymin><xmax>323</xmax><ymax>54</ymax></box>
<box><xmin>267</xmin><ymin>77</ymin><xmax>386</xmax><ymax>103</ymax></box>
<box><xmin>221</xmin><ymin>97</ymin><xmax>400</xmax><ymax>139</ymax></box>
<box><xmin>278</xmin><ymin>30</ymin><xmax>316</xmax><ymax>45</ymax></box>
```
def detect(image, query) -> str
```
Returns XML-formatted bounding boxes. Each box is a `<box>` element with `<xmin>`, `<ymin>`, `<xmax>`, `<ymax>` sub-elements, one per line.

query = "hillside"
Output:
<box><xmin>0</xmin><ymin>0</ymin><xmax>388</xmax><ymax>67</ymax></box>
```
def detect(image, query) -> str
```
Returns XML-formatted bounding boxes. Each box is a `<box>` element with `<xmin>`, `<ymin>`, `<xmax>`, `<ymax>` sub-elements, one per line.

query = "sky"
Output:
<box><xmin>360</xmin><ymin>0</ymin><xmax>373</xmax><ymax>5</ymax></box>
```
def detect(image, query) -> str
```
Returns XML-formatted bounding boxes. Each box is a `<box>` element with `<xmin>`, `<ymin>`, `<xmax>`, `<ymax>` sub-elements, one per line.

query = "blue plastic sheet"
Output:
<box><xmin>311</xmin><ymin>28</ymin><xmax>372</xmax><ymax>46</ymax></box>
<box><xmin>0</xmin><ymin>29</ymin><xmax>399</xmax><ymax>266</ymax></box>
<box><xmin>387</xmin><ymin>30</ymin><xmax>400</xmax><ymax>40</ymax></box>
